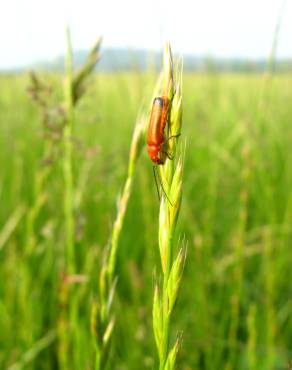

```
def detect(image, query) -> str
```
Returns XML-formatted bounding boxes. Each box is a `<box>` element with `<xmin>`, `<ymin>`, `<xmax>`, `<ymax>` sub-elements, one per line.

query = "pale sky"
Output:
<box><xmin>0</xmin><ymin>0</ymin><xmax>291</xmax><ymax>69</ymax></box>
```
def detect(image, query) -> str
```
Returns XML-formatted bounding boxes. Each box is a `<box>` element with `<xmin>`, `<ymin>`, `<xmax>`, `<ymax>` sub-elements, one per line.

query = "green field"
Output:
<box><xmin>0</xmin><ymin>70</ymin><xmax>291</xmax><ymax>369</ymax></box>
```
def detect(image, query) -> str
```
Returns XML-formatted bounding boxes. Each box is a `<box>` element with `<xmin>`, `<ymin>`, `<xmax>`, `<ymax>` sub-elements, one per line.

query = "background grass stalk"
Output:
<box><xmin>57</xmin><ymin>26</ymin><xmax>76</xmax><ymax>370</ymax></box>
<box><xmin>92</xmin><ymin>113</ymin><xmax>147</xmax><ymax>369</ymax></box>
<box><xmin>58</xmin><ymin>29</ymin><xmax>101</xmax><ymax>370</ymax></box>
<box><xmin>63</xmin><ymin>26</ymin><xmax>75</xmax><ymax>274</ymax></box>
<box><xmin>225</xmin><ymin>126</ymin><xmax>251</xmax><ymax>370</ymax></box>
<box><xmin>247</xmin><ymin>304</ymin><xmax>257</xmax><ymax>370</ymax></box>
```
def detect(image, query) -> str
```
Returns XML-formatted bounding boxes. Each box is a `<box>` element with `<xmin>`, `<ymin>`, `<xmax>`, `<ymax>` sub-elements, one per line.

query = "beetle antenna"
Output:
<box><xmin>156</xmin><ymin>167</ymin><xmax>173</xmax><ymax>207</ymax></box>
<box><xmin>153</xmin><ymin>165</ymin><xmax>161</xmax><ymax>202</ymax></box>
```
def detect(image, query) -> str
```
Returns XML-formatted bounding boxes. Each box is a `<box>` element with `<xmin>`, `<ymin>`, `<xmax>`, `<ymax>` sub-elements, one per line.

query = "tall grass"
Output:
<box><xmin>0</xmin><ymin>66</ymin><xmax>291</xmax><ymax>370</ymax></box>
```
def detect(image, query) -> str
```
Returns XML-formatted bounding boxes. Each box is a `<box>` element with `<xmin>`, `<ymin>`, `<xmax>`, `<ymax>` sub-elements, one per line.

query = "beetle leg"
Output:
<box><xmin>166</xmin><ymin>133</ymin><xmax>181</xmax><ymax>142</ymax></box>
<box><xmin>162</xmin><ymin>150</ymin><xmax>174</xmax><ymax>160</ymax></box>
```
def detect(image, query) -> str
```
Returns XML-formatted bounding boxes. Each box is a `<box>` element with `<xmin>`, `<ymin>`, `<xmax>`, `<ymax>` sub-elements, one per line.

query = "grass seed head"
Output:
<box><xmin>167</xmin><ymin>247</ymin><xmax>186</xmax><ymax>314</ymax></box>
<box><xmin>170</xmin><ymin>81</ymin><xmax>183</xmax><ymax>138</ymax></box>
<box><xmin>164</xmin><ymin>338</ymin><xmax>180</xmax><ymax>370</ymax></box>
<box><xmin>153</xmin><ymin>285</ymin><xmax>163</xmax><ymax>360</ymax></box>
<box><xmin>163</xmin><ymin>43</ymin><xmax>174</xmax><ymax>100</ymax></box>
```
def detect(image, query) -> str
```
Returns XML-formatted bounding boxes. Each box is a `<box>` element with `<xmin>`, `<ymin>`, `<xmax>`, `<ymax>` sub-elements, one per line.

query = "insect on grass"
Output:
<box><xmin>147</xmin><ymin>95</ymin><xmax>179</xmax><ymax>205</ymax></box>
<box><xmin>147</xmin><ymin>96</ymin><xmax>169</xmax><ymax>165</ymax></box>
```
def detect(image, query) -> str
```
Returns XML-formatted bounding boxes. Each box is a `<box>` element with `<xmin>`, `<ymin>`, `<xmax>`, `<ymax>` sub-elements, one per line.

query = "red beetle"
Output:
<box><xmin>147</xmin><ymin>96</ymin><xmax>169</xmax><ymax>165</ymax></box>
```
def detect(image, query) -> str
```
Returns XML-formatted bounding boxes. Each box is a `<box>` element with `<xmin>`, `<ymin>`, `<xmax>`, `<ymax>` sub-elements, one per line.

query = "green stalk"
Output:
<box><xmin>225</xmin><ymin>134</ymin><xmax>251</xmax><ymax>370</ymax></box>
<box><xmin>247</xmin><ymin>304</ymin><xmax>257</xmax><ymax>370</ymax></box>
<box><xmin>58</xmin><ymin>30</ymin><xmax>101</xmax><ymax>370</ymax></box>
<box><xmin>263</xmin><ymin>228</ymin><xmax>276</xmax><ymax>370</ymax></box>
<box><xmin>92</xmin><ymin>113</ymin><xmax>147</xmax><ymax>369</ymax></box>
<box><xmin>58</xmin><ymin>27</ymin><xmax>76</xmax><ymax>370</ymax></box>
<box><xmin>63</xmin><ymin>26</ymin><xmax>75</xmax><ymax>274</ymax></box>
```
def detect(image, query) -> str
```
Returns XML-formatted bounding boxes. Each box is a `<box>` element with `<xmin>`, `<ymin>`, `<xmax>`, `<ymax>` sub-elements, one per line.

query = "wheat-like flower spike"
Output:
<box><xmin>152</xmin><ymin>42</ymin><xmax>186</xmax><ymax>370</ymax></box>
<box><xmin>72</xmin><ymin>37</ymin><xmax>102</xmax><ymax>104</ymax></box>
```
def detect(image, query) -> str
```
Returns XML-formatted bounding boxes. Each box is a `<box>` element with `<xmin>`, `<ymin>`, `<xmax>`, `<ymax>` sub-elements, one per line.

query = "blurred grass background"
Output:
<box><xmin>0</xmin><ymin>71</ymin><xmax>291</xmax><ymax>369</ymax></box>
